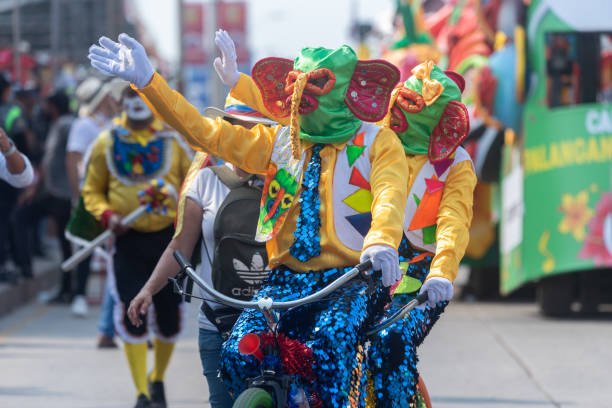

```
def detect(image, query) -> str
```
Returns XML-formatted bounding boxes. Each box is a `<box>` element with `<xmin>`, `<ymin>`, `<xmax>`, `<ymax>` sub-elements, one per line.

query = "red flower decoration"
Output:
<box><xmin>579</xmin><ymin>192</ymin><xmax>612</xmax><ymax>266</ymax></box>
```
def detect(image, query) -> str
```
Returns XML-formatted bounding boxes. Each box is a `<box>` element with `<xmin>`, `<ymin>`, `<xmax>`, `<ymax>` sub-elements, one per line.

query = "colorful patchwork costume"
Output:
<box><xmin>367</xmin><ymin>62</ymin><xmax>476</xmax><ymax>407</ymax></box>
<box><xmin>89</xmin><ymin>35</ymin><xmax>411</xmax><ymax>407</ymax></box>
<box><xmin>82</xmin><ymin>111</ymin><xmax>192</xmax><ymax>405</ymax></box>
<box><xmin>232</xmin><ymin>61</ymin><xmax>476</xmax><ymax>407</ymax></box>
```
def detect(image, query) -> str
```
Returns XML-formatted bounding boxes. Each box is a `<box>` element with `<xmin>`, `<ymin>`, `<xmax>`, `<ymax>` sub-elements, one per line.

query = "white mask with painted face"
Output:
<box><xmin>123</xmin><ymin>95</ymin><xmax>153</xmax><ymax>121</ymax></box>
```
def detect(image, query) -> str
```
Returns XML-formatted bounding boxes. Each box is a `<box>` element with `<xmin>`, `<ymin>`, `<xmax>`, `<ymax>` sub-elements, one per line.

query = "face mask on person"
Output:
<box><xmin>122</xmin><ymin>95</ymin><xmax>153</xmax><ymax>121</ymax></box>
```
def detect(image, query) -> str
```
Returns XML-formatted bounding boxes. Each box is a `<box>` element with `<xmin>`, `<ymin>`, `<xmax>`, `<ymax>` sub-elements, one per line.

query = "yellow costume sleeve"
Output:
<box><xmin>174</xmin><ymin>152</ymin><xmax>208</xmax><ymax>239</ymax></box>
<box><xmin>427</xmin><ymin>160</ymin><xmax>477</xmax><ymax>282</ymax></box>
<box><xmin>82</xmin><ymin>133</ymin><xmax>112</xmax><ymax>220</ymax></box>
<box><xmin>231</xmin><ymin>73</ymin><xmax>290</xmax><ymax>126</ymax></box>
<box><xmin>136</xmin><ymin>73</ymin><xmax>278</xmax><ymax>174</ymax></box>
<box><xmin>176</xmin><ymin>140</ymin><xmax>194</xmax><ymax>179</ymax></box>
<box><xmin>363</xmin><ymin>128</ymin><xmax>409</xmax><ymax>251</ymax></box>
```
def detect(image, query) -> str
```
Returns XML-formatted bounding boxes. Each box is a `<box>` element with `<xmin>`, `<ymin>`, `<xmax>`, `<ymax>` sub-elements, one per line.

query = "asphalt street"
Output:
<box><xmin>0</xmin><ymin>299</ymin><xmax>610</xmax><ymax>408</ymax></box>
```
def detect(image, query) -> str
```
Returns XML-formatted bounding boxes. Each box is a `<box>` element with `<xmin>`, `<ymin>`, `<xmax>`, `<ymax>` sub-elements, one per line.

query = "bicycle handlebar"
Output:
<box><xmin>173</xmin><ymin>249</ymin><xmax>430</xmax><ymax>336</ymax></box>
<box><xmin>173</xmin><ymin>250</ymin><xmax>373</xmax><ymax>310</ymax></box>
<box><xmin>365</xmin><ymin>291</ymin><xmax>429</xmax><ymax>337</ymax></box>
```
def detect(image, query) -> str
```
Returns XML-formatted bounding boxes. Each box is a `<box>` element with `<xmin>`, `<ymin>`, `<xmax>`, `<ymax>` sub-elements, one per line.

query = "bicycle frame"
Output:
<box><xmin>171</xmin><ymin>250</ymin><xmax>428</xmax><ymax>407</ymax></box>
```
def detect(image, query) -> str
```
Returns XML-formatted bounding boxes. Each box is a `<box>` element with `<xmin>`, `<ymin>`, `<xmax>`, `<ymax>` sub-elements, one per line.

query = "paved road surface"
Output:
<box><xmin>0</xmin><ymin>300</ymin><xmax>610</xmax><ymax>407</ymax></box>
<box><xmin>420</xmin><ymin>302</ymin><xmax>611</xmax><ymax>408</ymax></box>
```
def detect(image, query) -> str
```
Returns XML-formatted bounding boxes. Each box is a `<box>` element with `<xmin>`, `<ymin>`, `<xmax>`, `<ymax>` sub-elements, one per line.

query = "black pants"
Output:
<box><xmin>0</xmin><ymin>201</ymin><xmax>15</xmax><ymax>267</ymax></box>
<box><xmin>112</xmin><ymin>226</ymin><xmax>183</xmax><ymax>342</ymax></box>
<box><xmin>13</xmin><ymin>192</ymin><xmax>71</xmax><ymax>281</ymax></box>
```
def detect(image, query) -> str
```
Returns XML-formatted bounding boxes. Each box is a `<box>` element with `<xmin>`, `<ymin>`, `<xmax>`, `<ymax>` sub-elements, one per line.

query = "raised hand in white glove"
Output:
<box><xmin>88</xmin><ymin>33</ymin><xmax>154</xmax><ymax>89</ymax></box>
<box><xmin>213</xmin><ymin>29</ymin><xmax>240</xmax><ymax>88</ymax></box>
<box><xmin>360</xmin><ymin>244</ymin><xmax>402</xmax><ymax>287</ymax></box>
<box><xmin>419</xmin><ymin>276</ymin><xmax>453</xmax><ymax>308</ymax></box>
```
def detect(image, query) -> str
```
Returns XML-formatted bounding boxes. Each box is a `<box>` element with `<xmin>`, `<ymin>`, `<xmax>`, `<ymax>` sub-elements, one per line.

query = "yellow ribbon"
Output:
<box><xmin>289</xmin><ymin>73</ymin><xmax>308</xmax><ymax>160</ymax></box>
<box><xmin>381</xmin><ymin>87</ymin><xmax>400</xmax><ymax>128</ymax></box>
<box><xmin>411</xmin><ymin>61</ymin><xmax>444</xmax><ymax>106</ymax></box>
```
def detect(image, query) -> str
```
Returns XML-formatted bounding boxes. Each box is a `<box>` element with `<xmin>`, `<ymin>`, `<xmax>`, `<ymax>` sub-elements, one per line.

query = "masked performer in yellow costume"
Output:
<box><xmin>217</xmin><ymin>30</ymin><xmax>476</xmax><ymax>406</ymax></box>
<box><xmin>88</xmin><ymin>31</ymin><xmax>409</xmax><ymax>408</ymax></box>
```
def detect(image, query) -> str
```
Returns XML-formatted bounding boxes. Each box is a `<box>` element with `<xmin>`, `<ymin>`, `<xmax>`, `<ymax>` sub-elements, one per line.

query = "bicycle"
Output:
<box><xmin>172</xmin><ymin>250</ymin><xmax>432</xmax><ymax>408</ymax></box>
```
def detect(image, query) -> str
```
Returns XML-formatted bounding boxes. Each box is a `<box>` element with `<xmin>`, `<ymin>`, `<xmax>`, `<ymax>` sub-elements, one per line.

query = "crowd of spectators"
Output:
<box><xmin>0</xmin><ymin>71</ymin><xmax>121</xmax><ymax>324</ymax></box>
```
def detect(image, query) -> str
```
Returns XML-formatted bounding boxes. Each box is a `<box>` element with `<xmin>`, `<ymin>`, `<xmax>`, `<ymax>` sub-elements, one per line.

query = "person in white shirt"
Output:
<box><xmin>66</xmin><ymin>76</ymin><xmax>125</xmax><ymax>200</ymax></box>
<box><xmin>65</xmin><ymin>76</ymin><xmax>126</xmax><ymax>323</ymax></box>
<box><xmin>127</xmin><ymin>96</ymin><xmax>275</xmax><ymax>408</ymax></box>
<box><xmin>0</xmin><ymin>126</ymin><xmax>33</xmax><ymax>188</ymax></box>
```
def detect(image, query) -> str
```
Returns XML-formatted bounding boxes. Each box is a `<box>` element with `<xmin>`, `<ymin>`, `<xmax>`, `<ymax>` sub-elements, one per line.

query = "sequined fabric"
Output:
<box><xmin>220</xmin><ymin>266</ymin><xmax>389</xmax><ymax>408</ymax></box>
<box><xmin>290</xmin><ymin>144</ymin><xmax>323</xmax><ymax>262</ymax></box>
<box><xmin>367</xmin><ymin>238</ymin><xmax>447</xmax><ymax>408</ymax></box>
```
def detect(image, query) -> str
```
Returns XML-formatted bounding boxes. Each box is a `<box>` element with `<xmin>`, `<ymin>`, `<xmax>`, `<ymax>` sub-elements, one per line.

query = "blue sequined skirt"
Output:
<box><xmin>366</xmin><ymin>240</ymin><xmax>447</xmax><ymax>408</ymax></box>
<box><xmin>219</xmin><ymin>266</ymin><xmax>390</xmax><ymax>408</ymax></box>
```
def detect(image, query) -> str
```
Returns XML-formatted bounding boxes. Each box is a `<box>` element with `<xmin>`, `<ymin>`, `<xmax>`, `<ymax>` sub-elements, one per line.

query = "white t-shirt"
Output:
<box><xmin>185</xmin><ymin>166</ymin><xmax>231</xmax><ymax>332</ymax></box>
<box><xmin>67</xmin><ymin>115</ymin><xmax>110</xmax><ymax>181</ymax></box>
<box><xmin>67</xmin><ymin>115</ymin><xmax>109</xmax><ymax>154</ymax></box>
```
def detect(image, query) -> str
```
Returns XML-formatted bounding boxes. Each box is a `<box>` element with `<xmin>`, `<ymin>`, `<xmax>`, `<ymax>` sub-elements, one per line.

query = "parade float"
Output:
<box><xmin>490</xmin><ymin>0</ymin><xmax>612</xmax><ymax>315</ymax></box>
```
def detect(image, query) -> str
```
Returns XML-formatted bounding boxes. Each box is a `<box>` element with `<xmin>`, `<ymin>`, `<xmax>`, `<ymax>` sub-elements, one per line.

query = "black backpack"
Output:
<box><xmin>200</xmin><ymin>165</ymin><xmax>269</xmax><ymax>336</ymax></box>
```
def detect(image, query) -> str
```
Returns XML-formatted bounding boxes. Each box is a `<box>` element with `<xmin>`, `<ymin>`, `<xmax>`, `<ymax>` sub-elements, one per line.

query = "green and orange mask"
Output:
<box><xmin>252</xmin><ymin>46</ymin><xmax>399</xmax><ymax>158</ymax></box>
<box><xmin>387</xmin><ymin>61</ymin><xmax>470</xmax><ymax>162</ymax></box>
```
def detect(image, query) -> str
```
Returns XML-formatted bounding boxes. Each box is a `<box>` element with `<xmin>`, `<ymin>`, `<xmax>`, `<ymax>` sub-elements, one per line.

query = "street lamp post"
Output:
<box><xmin>11</xmin><ymin>0</ymin><xmax>21</xmax><ymax>85</ymax></box>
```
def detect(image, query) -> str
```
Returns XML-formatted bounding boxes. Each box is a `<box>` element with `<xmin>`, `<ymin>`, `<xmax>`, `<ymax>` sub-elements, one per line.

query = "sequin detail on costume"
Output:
<box><xmin>366</xmin><ymin>238</ymin><xmax>446</xmax><ymax>408</ymax></box>
<box><xmin>220</xmin><ymin>267</ymin><xmax>389</xmax><ymax>408</ymax></box>
<box><xmin>290</xmin><ymin>144</ymin><xmax>323</xmax><ymax>262</ymax></box>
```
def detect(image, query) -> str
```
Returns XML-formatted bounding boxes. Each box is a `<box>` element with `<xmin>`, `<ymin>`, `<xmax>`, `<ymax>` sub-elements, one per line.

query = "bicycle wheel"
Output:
<box><xmin>232</xmin><ymin>387</ymin><xmax>275</xmax><ymax>408</ymax></box>
<box><xmin>416</xmin><ymin>376</ymin><xmax>432</xmax><ymax>408</ymax></box>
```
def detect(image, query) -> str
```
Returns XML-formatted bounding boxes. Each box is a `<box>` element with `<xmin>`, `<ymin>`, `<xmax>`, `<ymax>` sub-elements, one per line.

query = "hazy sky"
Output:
<box><xmin>132</xmin><ymin>0</ymin><xmax>394</xmax><ymax>65</ymax></box>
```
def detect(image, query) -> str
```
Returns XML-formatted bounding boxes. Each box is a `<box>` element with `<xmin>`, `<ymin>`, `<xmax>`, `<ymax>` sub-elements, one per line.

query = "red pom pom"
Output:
<box><xmin>260</xmin><ymin>332</ymin><xmax>315</xmax><ymax>380</ymax></box>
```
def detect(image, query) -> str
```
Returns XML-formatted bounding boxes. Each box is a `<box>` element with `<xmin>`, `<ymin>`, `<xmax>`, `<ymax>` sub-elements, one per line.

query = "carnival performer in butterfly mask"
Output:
<box><xmin>361</xmin><ymin>62</ymin><xmax>476</xmax><ymax>407</ymax></box>
<box><xmin>88</xmin><ymin>32</ymin><xmax>408</xmax><ymax>407</ymax></box>
<box><xmin>219</xmin><ymin>29</ymin><xmax>476</xmax><ymax>406</ymax></box>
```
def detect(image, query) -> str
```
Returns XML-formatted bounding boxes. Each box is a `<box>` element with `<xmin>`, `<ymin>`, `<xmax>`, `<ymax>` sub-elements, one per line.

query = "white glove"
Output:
<box><xmin>213</xmin><ymin>29</ymin><xmax>240</xmax><ymax>88</ymax></box>
<box><xmin>419</xmin><ymin>277</ymin><xmax>453</xmax><ymax>308</ymax></box>
<box><xmin>88</xmin><ymin>33</ymin><xmax>154</xmax><ymax>89</ymax></box>
<box><xmin>360</xmin><ymin>245</ymin><xmax>402</xmax><ymax>287</ymax></box>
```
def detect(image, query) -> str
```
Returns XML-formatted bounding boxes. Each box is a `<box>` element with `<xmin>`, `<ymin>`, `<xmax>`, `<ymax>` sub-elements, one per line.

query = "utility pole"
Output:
<box><xmin>178</xmin><ymin>0</ymin><xmax>184</xmax><ymax>92</ymax></box>
<box><xmin>106</xmin><ymin>0</ymin><xmax>116</xmax><ymax>39</ymax></box>
<box><xmin>211</xmin><ymin>0</ymin><xmax>224</xmax><ymax>107</ymax></box>
<box><xmin>50</xmin><ymin>0</ymin><xmax>61</xmax><ymax>81</ymax></box>
<box><xmin>11</xmin><ymin>0</ymin><xmax>21</xmax><ymax>85</ymax></box>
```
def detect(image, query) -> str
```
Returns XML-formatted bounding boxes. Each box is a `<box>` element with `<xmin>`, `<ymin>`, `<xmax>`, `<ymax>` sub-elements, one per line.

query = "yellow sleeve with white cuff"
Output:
<box><xmin>428</xmin><ymin>160</ymin><xmax>477</xmax><ymax>282</ymax></box>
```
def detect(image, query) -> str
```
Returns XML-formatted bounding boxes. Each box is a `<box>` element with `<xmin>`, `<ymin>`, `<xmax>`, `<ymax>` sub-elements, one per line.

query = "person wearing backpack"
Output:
<box><xmin>127</xmin><ymin>96</ymin><xmax>276</xmax><ymax>408</ymax></box>
<box><xmin>91</xmin><ymin>31</ymin><xmax>409</xmax><ymax>408</ymax></box>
